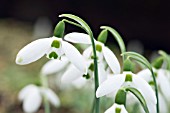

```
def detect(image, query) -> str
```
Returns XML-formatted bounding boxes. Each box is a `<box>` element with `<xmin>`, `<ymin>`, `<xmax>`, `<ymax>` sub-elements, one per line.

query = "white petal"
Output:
<box><xmin>133</xmin><ymin>75</ymin><xmax>157</xmax><ymax>107</ymax></box>
<box><xmin>98</xmin><ymin>62</ymin><xmax>107</xmax><ymax>84</ymax></box>
<box><xmin>23</xmin><ymin>87</ymin><xmax>42</xmax><ymax>113</ymax></box>
<box><xmin>72</xmin><ymin>77</ymin><xmax>87</xmax><ymax>89</ymax></box>
<box><xmin>96</xmin><ymin>74</ymin><xmax>125</xmax><ymax>98</ymax></box>
<box><xmin>16</xmin><ymin>38</ymin><xmax>51</xmax><ymax>65</ymax></box>
<box><xmin>61</xmin><ymin>64</ymin><xmax>84</xmax><ymax>83</ymax></box>
<box><xmin>41</xmin><ymin>57</ymin><xmax>69</xmax><ymax>75</ymax></box>
<box><xmin>62</xmin><ymin>41</ymin><xmax>87</xmax><ymax>73</ymax></box>
<box><xmin>83</xmin><ymin>46</ymin><xmax>92</xmax><ymax>59</ymax></box>
<box><xmin>159</xmin><ymin>93</ymin><xmax>168</xmax><ymax>113</ymax></box>
<box><xmin>64</xmin><ymin>32</ymin><xmax>91</xmax><ymax>44</ymax></box>
<box><xmin>103</xmin><ymin>46</ymin><xmax>121</xmax><ymax>74</ymax></box>
<box><xmin>105</xmin><ymin>103</ymin><xmax>128</xmax><ymax>113</ymax></box>
<box><xmin>137</xmin><ymin>69</ymin><xmax>153</xmax><ymax>82</ymax></box>
<box><xmin>42</xmin><ymin>88</ymin><xmax>60</xmax><ymax>107</ymax></box>
<box><xmin>157</xmin><ymin>69</ymin><xmax>170</xmax><ymax>101</ymax></box>
<box><xmin>18</xmin><ymin>84</ymin><xmax>38</xmax><ymax>101</ymax></box>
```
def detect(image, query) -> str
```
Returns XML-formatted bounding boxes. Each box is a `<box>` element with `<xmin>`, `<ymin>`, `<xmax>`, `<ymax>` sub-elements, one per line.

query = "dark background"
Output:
<box><xmin>0</xmin><ymin>0</ymin><xmax>170</xmax><ymax>52</ymax></box>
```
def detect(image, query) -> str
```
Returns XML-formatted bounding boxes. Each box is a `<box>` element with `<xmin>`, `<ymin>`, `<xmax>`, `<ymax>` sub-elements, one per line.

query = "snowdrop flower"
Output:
<box><xmin>19</xmin><ymin>84</ymin><xmax>60</xmax><ymax>113</ymax></box>
<box><xmin>104</xmin><ymin>103</ymin><xmax>128</xmax><ymax>113</ymax></box>
<box><xmin>40</xmin><ymin>56</ymin><xmax>89</xmax><ymax>89</ymax></box>
<box><xmin>61</xmin><ymin>40</ymin><xmax>120</xmax><ymax>84</ymax></box>
<box><xmin>137</xmin><ymin>68</ymin><xmax>170</xmax><ymax>102</ymax></box>
<box><xmin>96</xmin><ymin>71</ymin><xmax>156</xmax><ymax>113</ymax></box>
<box><xmin>83</xmin><ymin>41</ymin><xmax>121</xmax><ymax>74</ymax></box>
<box><xmin>16</xmin><ymin>32</ymin><xmax>91</xmax><ymax>73</ymax></box>
<box><xmin>41</xmin><ymin>56</ymin><xmax>69</xmax><ymax>75</ymax></box>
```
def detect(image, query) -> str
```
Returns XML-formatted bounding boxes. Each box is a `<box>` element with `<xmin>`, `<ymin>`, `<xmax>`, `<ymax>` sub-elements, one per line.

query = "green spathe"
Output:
<box><xmin>53</xmin><ymin>21</ymin><xmax>65</xmax><ymax>38</ymax></box>
<box><xmin>115</xmin><ymin>88</ymin><xmax>126</xmax><ymax>106</ymax></box>
<box><xmin>97</xmin><ymin>29</ymin><xmax>108</xmax><ymax>44</ymax></box>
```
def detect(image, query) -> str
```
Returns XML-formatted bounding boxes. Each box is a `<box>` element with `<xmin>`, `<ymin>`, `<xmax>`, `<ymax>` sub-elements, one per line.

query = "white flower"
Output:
<box><xmin>19</xmin><ymin>84</ymin><xmax>60</xmax><ymax>113</ymax></box>
<box><xmin>41</xmin><ymin>56</ymin><xmax>69</xmax><ymax>75</ymax></box>
<box><xmin>16</xmin><ymin>32</ymin><xmax>91</xmax><ymax>73</ymax></box>
<box><xmin>61</xmin><ymin>40</ymin><xmax>120</xmax><ymax>85</ymax></box>
<box><xmin>137</xmin><ymin>68</ymin><xmax>170</xmax><ymax>103</ymax></box>
<box><xmin>83</xmin><ymin>41</ymin><xmax>121</xmax><ymax>74</ymax></box>
<box><xmin>104</xmin><ymin>103</ymin><xmax>128</xmax><ymax>113</ymax></box>
<box><xmin>96</xmin><ymin>71</ymin><xmax>156</xmax><ymax>113</ymax></box>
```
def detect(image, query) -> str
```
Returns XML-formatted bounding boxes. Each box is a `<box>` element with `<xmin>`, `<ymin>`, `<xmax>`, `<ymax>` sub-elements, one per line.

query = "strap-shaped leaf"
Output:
<box><xmin>100</xmin><ymin>26</ymin><xmax>126</xmax><ymax>54</ymax></box>
<box><xmin>125</xmin><ymin>87</ymin><xmax>149</xmax><ymax>113</ymax></box>
<box><xmin>59</xmin><ymin>14</ymin><xmax>92</xmax><ymax>36</ymax></box>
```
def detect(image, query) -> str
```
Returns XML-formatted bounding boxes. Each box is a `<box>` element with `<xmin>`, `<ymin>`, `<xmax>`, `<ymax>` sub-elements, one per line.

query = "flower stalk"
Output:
<box><xmin>59</xmin><ymin>14</ymin><xmax>100</xmax><ymax>113</ymax></box>
<box><xmin>41</xmin><ymin>75</ymin><xmax>51</xmax><ymax>113</ymax></box>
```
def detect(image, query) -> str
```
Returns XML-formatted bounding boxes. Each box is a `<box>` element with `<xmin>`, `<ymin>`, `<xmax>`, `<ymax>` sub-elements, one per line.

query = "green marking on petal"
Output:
<box><xmin>115</xmin><ymin>107</ymin><xmax>121</xmax><ymax>113</ymax></box>
<box><xmin>149</xmin><ymin>81</ymin><xmax>155</xmax><ymax>86</ymax></box>
<box><xmin>83</xmin><ymin>73</ymin><xmax>90</xmax><ymax>79</ymax></box>
<box><xmin>125</xmin><ymin>74</ymin><xmax>132</xmax><ymax>82</ymax></box>
<box><xmin>49</xmin><ymin>52</ymin><xmax>58</xmax><ymax>59</ymax></box>
<box><xmin>154</xmin><ymin>72</ymin><xmax>158</xmax><ymax>77</ymax></box>
<box><xmin>89</xmin><ymin>63</ymin><xmax>94</xmax><ymax>71</ymax></box>
<box><xmin>96</xmin><ymin>44</ymin><xmax>102</xmax><ymax>52</ymax></box>
<box><xmin>17</xmin><ymin>57</ymin><xmax>23</xmax><ymax>63</ymax></box>
<box><xmin>51</xmin><ymin>40</ymin><xmax>60</xmax><ymax>48</ymax></box>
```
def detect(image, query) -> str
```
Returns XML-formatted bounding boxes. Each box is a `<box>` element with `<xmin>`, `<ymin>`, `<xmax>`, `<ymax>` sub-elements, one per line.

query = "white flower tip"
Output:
<box><xmin>15</xmin><ymin>56</ymin><xmax>23</xmax><ymax>65</ymax></box>
<box><xmin>58</xmin><ymin>14</ymin><xmax>64</xmax><ymax>17</ymax></box>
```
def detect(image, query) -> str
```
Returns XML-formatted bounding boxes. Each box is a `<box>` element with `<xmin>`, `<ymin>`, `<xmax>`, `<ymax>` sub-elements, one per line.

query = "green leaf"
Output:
<box><xmin>152</xmin><ymin>56</ymin><xmax>164</xmax><ymax>69</ymax></box>
<box><xmin>125</xmin><ymin>87</ymin><xmax>149</xmax><ymax>113</ymax></box>
<box><xmin>100</xmin><ymin>26</ymin><xmax>126</xmax><ymax>54</ymax></box>
<box><xmin>53</xmin><ymin>21</ymin><xmax>65</xmax><ymax>38</ymax></box>
<box><xmin>59</xmin><ymin>14</ymin><xmax>92</xmax><ymax>36</ymax></box>
<box><xmin>158</xmin><ymin>50</ymin><xmax>170</xmax><ymax>70</ymax></box>
<box><xmin>97</xmin><ymin>29</ymin><xmax>108</xmax><ymax>44</ymax></box>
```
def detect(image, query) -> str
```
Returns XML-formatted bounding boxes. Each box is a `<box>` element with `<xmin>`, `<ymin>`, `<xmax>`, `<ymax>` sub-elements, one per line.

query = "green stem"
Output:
<box><xmin>62</xmin><ymin>19</ymin><xmax>84</xmax><ymax>30</ymax></box>
<box><xmin>60</xmin><ymin>14</ymin><xmax>100</xmax><ymax>113</ymax></box>
<box><xmin>150</xmin><ymin>69</ymin><xmax>159</xmax><ymax>113</ymax></box>
<box><xmin>41</xmin><ymin>75</ymin><xmax>51</xmax><ymax>113</ymax></box>
<box><xmin>89</xmin><ymin>33</ymin><xmax>100</xmax><ymax>113</ymax></box>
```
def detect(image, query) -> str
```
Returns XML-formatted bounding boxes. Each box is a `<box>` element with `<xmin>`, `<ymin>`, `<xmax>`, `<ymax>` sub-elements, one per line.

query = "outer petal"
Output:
<box><xmin>61</xmin><ymin>64</ymin><xmax>84</xmax><ymax>83</ymax></box>
<box><xmin>72</xmin><ymin>77</ymin><xmax>87</xmax><ymax>89</ymax></box>
<box><xmin>96</xmin><ymin>74</ymin><xmax>125</xmax><ymax>98</ymax></box>
<box><xmin>83</xmin><ymin>46</ymin><xmax>92</xmax><ymax>59</ymax></box>
<box><xmin>157</xmin><ymin>69</ymin><xmax>170</xmax><ymax>101</ymax></box>
<box><xmin>62</xmin><ymin>41</ymin><xmax>87</xmax><ymax>73</ymax></box>
<box><xmin>16</xmin><ymin>38</ymin><xmax>51</xmax><ymax>65</ymax></box>
<box><xmin>18</xmin><ymin>84</ymin><xmax>38</xmax><ymax>101</ymax></box>
<box><xmin>105</xmin><ymin>103</ymin><xmax>128</xmax><ymax>113</ymax></box>
<box><xmin>133</xmin><ymin>75</ymin><xmax>157</xmax><ymax>111</ymax></box>
<box><xmin>137</xmin><ymin>69</ymin><xmax>153</xmax><ymax>82</ymax></box>
<box><xmin>103</xmin><ymin>46</ymin><xmax>120</xmax><ymax>74</ymax></box>
<box><xmin>42</xmin><ymin>88</ymin><xmax>60</xmax><ymax>107</ymax></box>
<box><xmin>98</xmin><ymin>62</ymin><xmax>107</xmax><ymax>84</ymax></box>
<box><xmin>64</xmin><ymin>32</ymin><xmax>91</xmax><ymax>44</ymax></box>
<box><xmin>23</xmin><ymin>87</ymin><xmax>42</xmax><ymax>113</ymax></box>
<box><xmin>41</xmin><ymin>56</ymin><xmax>69</xmax><ymax>75</ymax></box>
<box><xmin>159</xmin><ymin>93</ymin><xmax>168</xmax><ymax>113</ymax></box>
